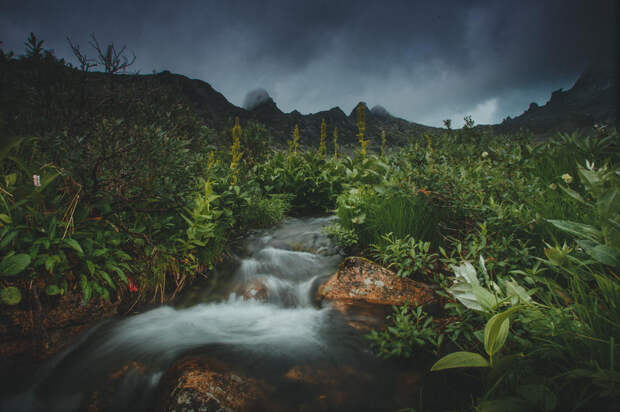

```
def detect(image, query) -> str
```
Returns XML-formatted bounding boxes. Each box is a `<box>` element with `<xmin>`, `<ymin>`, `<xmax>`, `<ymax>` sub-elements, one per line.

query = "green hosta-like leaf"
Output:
<box><xmin>447</xmin><ymin>261</ymin><xmax>499</xmax><ymax>312</ymax></box>
<box><xmin>45</xmin><ymin>285</ymin><xmax>61</xmax><ymax>296</ymax></box>
<box><xmin>484</xmin><ymin>307</ymin><xmax>519</xmax><ymax>358</ymax></box>
<box><xmin>0</xmin><ymin>253</ymin><xmax>31</xmax><ymax>276</ymax></box>
<box><xmin>547</xmin><ymin>219</ymin><xmax>601</xmax><ymax>242</ymax></box>
<box><xmin>472</xmin><ymin>284</ymin><xmax>499</xmax><ymax>312</ymax></box>
<box><xmin>1</xmin><ymin>286</ymin><xmax>22</xmax><ymax>305</ymax></box>
<box><xmin>430</xmin><ymin>351</ymin><xmax>489</xmax><ymax>371</ymax></box>
<box><xmin>451</xmin><ymin>261</ymin><xmax>479</xmax><ymax>286</ymax></box>
<box><xmin>448</xmin><ymin>281</ymin><xmax>483</xmax><ymax>311</ymax></box>
<box><xmin>503</xmin><ymin>279</ymin><xmax>532</xmax><ymax>305</ymax></box>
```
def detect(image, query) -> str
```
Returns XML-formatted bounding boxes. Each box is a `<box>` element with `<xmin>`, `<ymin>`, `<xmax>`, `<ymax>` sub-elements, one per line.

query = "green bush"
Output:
<box><xmin>371</xmin><ymin>233</ymin><xmax>437</xmax><ymax>279</ymax></box>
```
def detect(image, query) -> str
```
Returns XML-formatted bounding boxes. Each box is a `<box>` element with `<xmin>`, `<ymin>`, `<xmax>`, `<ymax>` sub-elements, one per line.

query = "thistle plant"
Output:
<box><xmin>230</xmin><ymin>117</ymin><xmax>243</xmax><ymax>184</ymax></box>
<box><xmin>318</xmin><ymin>118</ymin><xmax>327</xmax><ymax>157</ymax></box>
<box><xmin>288</xmin><ymin>124</ymin><xmax>300</xmax><ymax>155</ymax></box>
<box><xmin>333</xmin><ymin>126</ymin><xmax>339</xmax><ymax>160</ymax></box>
<box><xmin>357</xmin><ymin>104</ymin><xmax>369</xmax><ymax>157</ymax></box>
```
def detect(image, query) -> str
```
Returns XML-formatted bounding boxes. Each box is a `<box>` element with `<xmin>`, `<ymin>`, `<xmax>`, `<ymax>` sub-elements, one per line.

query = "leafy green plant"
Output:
<box><xmin>371</xmin><ymin>233</ymin><xmax>437</xmax><ymax>278</ymax></box>
<box><xmin>547</xmin><ymin>161</ymin><xmax>620</xmax><ymax>267</ymax></box>
<box><xmin>431</xmin><ymin>306</ymin><xmax>521</xmax><ymax>371</ymax></box>
<box><xmin>322</xmin><ymin>222</ymin><xmax>358</xmax><ymax>252</ymax></box>
<box><xmin>367</xmin><ymin>303</ymin><xmax>443</xmax><ymax>358</ymax></box>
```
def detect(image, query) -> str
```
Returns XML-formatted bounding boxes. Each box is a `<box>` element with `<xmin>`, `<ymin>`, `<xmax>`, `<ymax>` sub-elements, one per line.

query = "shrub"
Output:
<box><xmin>371</xmin><ymin>233</ymin><xmax>437</xmax><ymax>279</ymax></box>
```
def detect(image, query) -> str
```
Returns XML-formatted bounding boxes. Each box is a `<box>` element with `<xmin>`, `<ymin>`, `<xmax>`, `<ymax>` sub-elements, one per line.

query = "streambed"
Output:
<box><xmin>1</xmin><ymin>216</ymin><xmax>455</xmax><ymax>411</ymax></box>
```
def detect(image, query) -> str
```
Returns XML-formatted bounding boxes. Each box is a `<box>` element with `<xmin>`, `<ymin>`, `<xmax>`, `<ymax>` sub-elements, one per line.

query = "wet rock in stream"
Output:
<box><xmin>162</xmin><ymin>357</ymin><xmax>275</xmax><ymax>412</ymax></box>
<box><xmin>317</xmin><ymin>257</ymin><xmax>439</xmax><ymax>330</ymax></box>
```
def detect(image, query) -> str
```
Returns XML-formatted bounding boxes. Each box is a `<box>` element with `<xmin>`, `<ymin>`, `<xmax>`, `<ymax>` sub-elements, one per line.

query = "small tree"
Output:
<box><xmin>462</xmin><ymin>115</ymin><xmax>475</xmax><ymax>141</ymax></box>
<box><xmin>24</xmin><ymin>32</ymin><xmax>44</xmax><ymax>59</ymax></box>
<box><xmin>67</xmin><ymin>37</ymin><xmax>97</xmax><ymax>72</ymax></box>
<box><xmin>89</xmin><ymin>34</ymin><xmax>136</xmax><ymax>74</ymax></box>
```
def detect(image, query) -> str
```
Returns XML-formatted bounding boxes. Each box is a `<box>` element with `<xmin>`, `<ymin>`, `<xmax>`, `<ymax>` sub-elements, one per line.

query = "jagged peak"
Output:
<box><xmin>243</xmin><ymin>88</ymin><xmax>274</xmax><ymax>110</ymax></box>
<box><xmin>348</xmin><ymin>101</ymin><xmax>369</xmax><ymax>118</ymax></box>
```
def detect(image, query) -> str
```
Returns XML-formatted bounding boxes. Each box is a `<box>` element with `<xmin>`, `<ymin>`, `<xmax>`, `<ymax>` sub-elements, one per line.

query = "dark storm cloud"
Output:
<box><xmin>1</xmin><ymin>0</ymin><xmax>616</xmax><ymax>127</ymax></box>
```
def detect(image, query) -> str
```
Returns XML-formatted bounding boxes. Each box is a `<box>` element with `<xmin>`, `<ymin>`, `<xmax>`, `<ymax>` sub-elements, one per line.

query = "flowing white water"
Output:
<box><xmin>2</xmin><ymin>216</ymin><xmax>357</xmax><ymax>412</ymax></box>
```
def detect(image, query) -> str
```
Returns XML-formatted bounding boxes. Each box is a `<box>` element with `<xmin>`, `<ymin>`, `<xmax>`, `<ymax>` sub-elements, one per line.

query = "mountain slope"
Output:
<box><xmin>496</xmin><ymin>60</ymin><xmax>618</xmax><ymax>134</ymax></box>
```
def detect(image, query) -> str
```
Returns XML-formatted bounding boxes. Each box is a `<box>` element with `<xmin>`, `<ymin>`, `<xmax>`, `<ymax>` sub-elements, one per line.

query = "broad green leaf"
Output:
<box><xmin>503</xmin><ymin>279</ymin><xmax>532</xmax><ymax>304</ymax></box>
<box><xmin>0</xmin><ymin>253</ymin><xmax>31</xmax><ymax>276</ymax></box>
<box><xmin>472</xmin><ymin>285</ymin><xmax>499</xmax><ymax>312</ymax></box>
<box><xmin>596</xmin><ymin>187</ymin><xmax>619</xmax><ymax>221</ymax></box>
<box><xmin>547</xmin><ymin>219</ymin><xmax>601</xmax><ymax>242</ymax></box>
<box><xmin>63</xmin><ymin>238</ymin><xmax>84</xmax><ymax>254</ymax></box>
<box><xmin>451</xmin><ymin>261</ymin><xmax>479</xmax><ymax>286</ymax></box>
<box><xmin>484</xmin><ymin>307</ymin><xmax>519</xmax><ymax>358</ymax></box>
<box><xmin>0</xmin><ymin>286</ymin><xmax>21</xmax><ymax>305</ymax></box>
<box><xmin>0</xmin><ymin>214</ymin><xmax>11</xmax><ymax>224</ymax></box>
<box><xmin>560</xmin><ymin>185</ymin><xmax>591</xmax><ymax>207</ymax></box>
<box><xmin>430</xmin><ymin>351</ymin><xmax>489</xmax><ymax>371</ymax></box>
<box><xmin>585</xmin><ymin>244</ymin><xmax>620</xmax><ymax>268</ymax></box>
<box><xmin>45</xmin><ymin>285</ymin><xmax>61</xmax><ymax>296</ymax></box>
<box><xmin>448</xmin><ymin>282</ymin><xmax>484</xmax><ymax>311</ymax></box>
<box><xmin>578</xmin><ymin>167</ymin><xmax>601</xmax><ymax>190</ymax></box>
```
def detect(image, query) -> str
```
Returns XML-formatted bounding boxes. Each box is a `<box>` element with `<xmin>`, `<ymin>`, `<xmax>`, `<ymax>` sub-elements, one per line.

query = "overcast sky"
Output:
<box><xmin>1</xmin><ymin>0</ymin><xmax>617</xmax><ymax>127</ymax></box>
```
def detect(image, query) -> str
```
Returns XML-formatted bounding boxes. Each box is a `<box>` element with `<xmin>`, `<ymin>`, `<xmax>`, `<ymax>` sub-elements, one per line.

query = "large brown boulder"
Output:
<box><xmin>317</xmin><ymin>257</ymin><xmax>438</xmax><ymax>330</ymax></box>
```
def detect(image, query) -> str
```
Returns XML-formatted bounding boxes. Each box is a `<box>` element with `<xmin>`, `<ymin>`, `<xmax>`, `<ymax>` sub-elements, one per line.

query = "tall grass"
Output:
<box><xmin>337</xmin><ymin>189</ymin><xmax>453</xmax><ymax>249</ymax></box>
